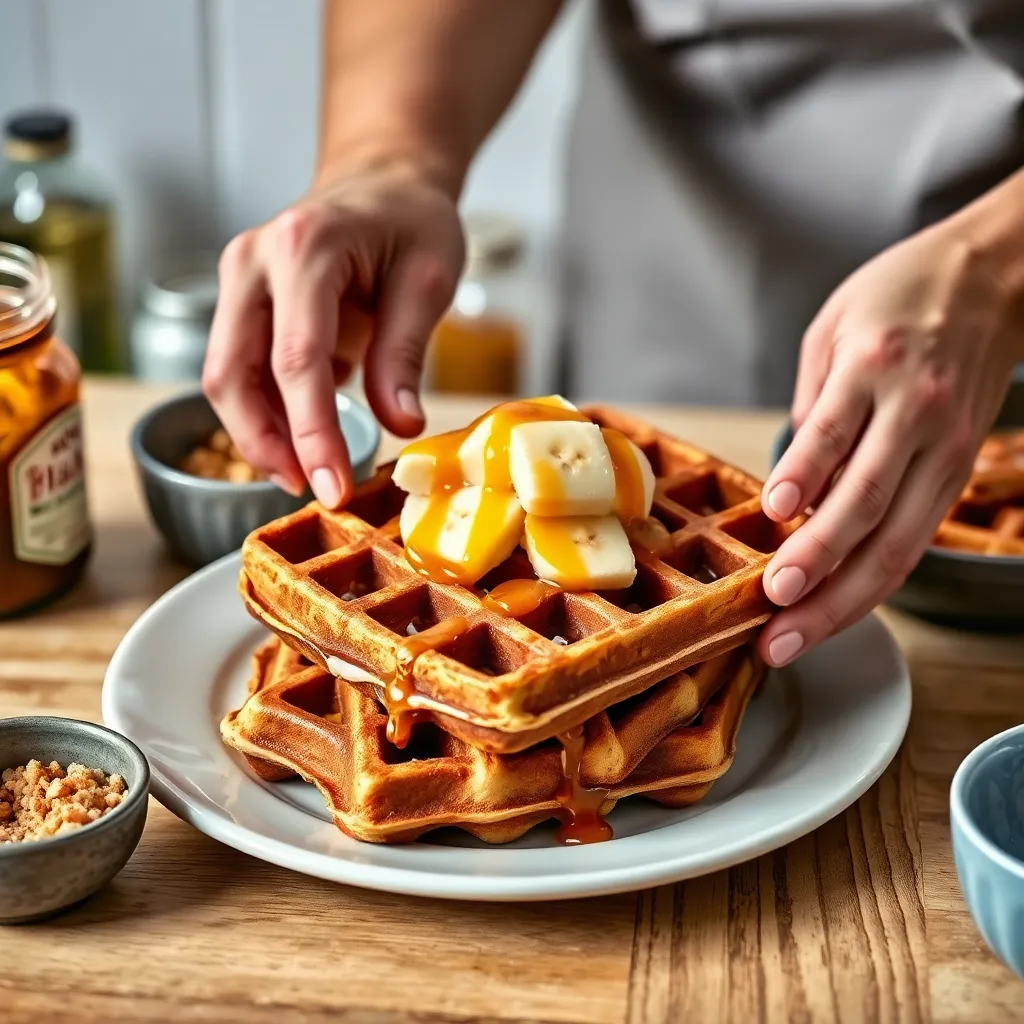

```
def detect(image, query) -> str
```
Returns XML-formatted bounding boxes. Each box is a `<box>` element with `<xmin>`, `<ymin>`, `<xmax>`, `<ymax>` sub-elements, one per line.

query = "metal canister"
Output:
<box><xmin>130</xmin><ymin>260</ymin><xmax>218</xmax><ymax>381</ymax></box>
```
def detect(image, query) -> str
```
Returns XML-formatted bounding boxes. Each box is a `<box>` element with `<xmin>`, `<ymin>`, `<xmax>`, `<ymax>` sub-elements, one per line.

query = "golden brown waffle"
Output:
<box><xmin>934</xmin><ymin>431</ymin><xmax>1024</xmax><ymax>556</ymax></box>
<box><xmin>240</xmin><ymin>407</ymin><xmax>797</xmax><ymax>754</ymax></box>
<box><xmin>221</xmin><ymin>636</ymin><xmax>764</xmax><ymax>844</ymax></box>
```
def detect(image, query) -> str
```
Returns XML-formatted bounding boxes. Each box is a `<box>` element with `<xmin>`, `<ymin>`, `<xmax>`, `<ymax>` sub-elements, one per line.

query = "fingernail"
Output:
<box><xmin>769</xmin><ymin>565</ymin><xmax>806</xmax><ymax>606</ymax></box>
<box><xmin>270</xmin><ymin>473</ymin><xmax>302</xmax><ymax>497</ymax></box>
<box><xmin>768</xmin><ymin>631</ymin><xmax>804</xmax><ymax>666</ymax></box>
<box><xmin>311</xmin><ymin>467</ymin><xmax>342</xmax><ymax>509</ymax></box>
<box><xmin>767</xmin><ymin>481</ymin><xmax>801</xmax><ymax>519</ymax></box>
<box><xmin>397</xmin><ymin>387</ymin><xmax>423</xmax><ymax>421</ymax></box>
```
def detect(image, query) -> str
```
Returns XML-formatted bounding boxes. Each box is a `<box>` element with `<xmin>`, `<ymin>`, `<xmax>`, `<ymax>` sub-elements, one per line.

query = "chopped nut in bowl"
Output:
<box><xmin>0</xmin><ymin>717</ymin><xmax>149</xmax><ymax>924</ymax></box>
<box><xmin>130</xmin><ymin>390</ymin><xmax>380</xmax><ymax>567</ymax></box>
<box><xmin>180</xmin><ymin>429</ymin><xmax>266</xmax><ymax>483</ymax></box>
<box><xmin>0</xmin><ymin>759</ymin><xmax>127</xmax><ymax>844</ymax></box>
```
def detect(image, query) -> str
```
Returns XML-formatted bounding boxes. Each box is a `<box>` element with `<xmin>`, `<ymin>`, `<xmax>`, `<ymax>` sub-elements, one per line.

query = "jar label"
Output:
<box><xmin>9</xmin><ymin>404</ymin><xmax>91</xmax><ymax>566</ymax></box>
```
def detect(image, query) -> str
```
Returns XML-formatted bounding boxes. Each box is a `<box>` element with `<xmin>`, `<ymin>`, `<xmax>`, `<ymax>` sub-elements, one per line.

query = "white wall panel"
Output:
<box><xmin>0</xmin><ymin>0</ymin><xmax>45</xmax><ymax>122</ymax></box>
<box><xmin>41</xmin><ymin>0</ymin><xmax>216</xmax><ymax>326</ymax></box>
<box><xmin>208</xmin><ymin>0</ymin><xmax>322</xmax><ymax>239</ymax></box>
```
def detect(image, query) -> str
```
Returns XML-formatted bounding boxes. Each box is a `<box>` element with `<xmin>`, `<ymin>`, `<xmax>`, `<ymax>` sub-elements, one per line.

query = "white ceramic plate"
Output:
<box><xmin>102</xmin><ymin>553</ymin><xmax>911</xmax><ymax>902</ymax></box>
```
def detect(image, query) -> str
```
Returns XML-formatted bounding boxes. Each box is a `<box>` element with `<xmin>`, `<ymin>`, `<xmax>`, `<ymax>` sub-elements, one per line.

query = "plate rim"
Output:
<box><xmin>102</xmin><ymin>554</ymin><xmax>912</xmax><ymax>902</ymax></box>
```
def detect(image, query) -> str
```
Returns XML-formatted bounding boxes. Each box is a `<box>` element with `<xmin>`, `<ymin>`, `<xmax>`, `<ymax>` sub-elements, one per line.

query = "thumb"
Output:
<box><xmin>364</xmin><ymin>249</ymin><xmax>459</xmax><ymax>438</ymax></box>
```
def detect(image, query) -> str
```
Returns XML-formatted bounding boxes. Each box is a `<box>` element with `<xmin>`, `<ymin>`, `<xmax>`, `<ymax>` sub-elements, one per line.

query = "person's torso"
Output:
<box><xmin>561</xmin><ymin>0</ymin><xmax>1024</xmax><ymax>406</ymax></box>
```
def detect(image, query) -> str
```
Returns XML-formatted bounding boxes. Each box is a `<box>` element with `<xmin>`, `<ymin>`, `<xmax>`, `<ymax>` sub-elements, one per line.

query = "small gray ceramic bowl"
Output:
<box><xmin>0</xmin><ymin>717</ymin><xmax>150</xmax><ymax>924</ymax></box>
<box><xmin>951</xmin><ymin>724</ymin><xmax>1024</xmax><ymax>980</ymax></box>
<box><xmin>131</xmin><ymin>389</ymin><xmax>381</xmax><ymax>567</ymax></box>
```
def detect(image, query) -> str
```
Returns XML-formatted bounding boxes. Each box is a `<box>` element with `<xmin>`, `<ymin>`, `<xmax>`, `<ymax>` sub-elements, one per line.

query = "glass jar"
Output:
<box><xmin>427</xmin><ymin>213</ymin><xmax>527</xmax><ymax>396</ymax></box>
<box><xmin>0</xmin><ymin>243</ymin><xmax>92</xmax><ymax>617</ymax></box>
<box><xmin>130</xmin><ymin>259</ymin><xmax>218</xmax><ymax>381</ymax></box>
<box><xmin>0</xmin><ymin>110</ymin><xmax>120</xmax><ymax>373</ymax></box>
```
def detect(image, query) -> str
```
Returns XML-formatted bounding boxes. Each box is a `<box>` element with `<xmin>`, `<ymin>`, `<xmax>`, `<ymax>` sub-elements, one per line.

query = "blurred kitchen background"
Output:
<box><xmin>0</xmin><ymin>0</ymin><xmax>589</xmax><ymax>395</ymax></box>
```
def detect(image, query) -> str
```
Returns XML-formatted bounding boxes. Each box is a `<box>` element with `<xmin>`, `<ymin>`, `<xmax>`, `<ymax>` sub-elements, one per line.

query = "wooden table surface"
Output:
<box><xmin>2</xmin><ymin>379</ymin><xmax>1024</xmax><ymax>1024</ymax></box>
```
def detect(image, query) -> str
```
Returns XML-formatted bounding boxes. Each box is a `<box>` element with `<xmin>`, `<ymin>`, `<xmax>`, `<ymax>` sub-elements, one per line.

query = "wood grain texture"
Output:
<box><xmin>1</xmin><ymin>380</ymin><xmax>1023</xmax><ymax>1024</ymax></box>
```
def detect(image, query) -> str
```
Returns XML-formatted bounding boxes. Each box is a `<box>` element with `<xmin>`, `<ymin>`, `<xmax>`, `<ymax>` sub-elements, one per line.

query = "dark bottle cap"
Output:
<box><xmin>3</xmin><ymin>110</ymin><xmax>73</xmax><ymax>161</ymax></box>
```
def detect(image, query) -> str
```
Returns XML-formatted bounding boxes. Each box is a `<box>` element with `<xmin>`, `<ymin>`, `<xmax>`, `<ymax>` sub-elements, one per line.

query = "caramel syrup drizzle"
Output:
<box><xmin>480</xmin><ymin>577</ymin><xmax>560</xmax><ymax>617</ymax></box>
<box><xmin>555</xmin><ymin>724</ymin><xmax>613</xmax><ymax>845</ymax></box>
<box><xmin>387</xmin><ymin>616</ymin><xmax>471</xmax><ymax>748</ymax></box>
<box><xmin>384</xmin><ymin>579</ymin><xmax>556</xmax><ymax>748</ymax></box>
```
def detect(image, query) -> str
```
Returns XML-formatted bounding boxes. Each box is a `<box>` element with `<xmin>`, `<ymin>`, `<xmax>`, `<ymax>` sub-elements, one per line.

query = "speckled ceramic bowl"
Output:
<box><xmin>951</xmin><ymin>724</ymin><xmax>1024</xmax><ymax>980</ymax></box>
<box><xmin>0</xmin><ymin>717</ymin><xmax>150</xmax><ymax>924</ymax></box>
<box><xmin>131</xmin><ymin>389</ymin><xmax>381</xmax><ymax>567</ymax></box>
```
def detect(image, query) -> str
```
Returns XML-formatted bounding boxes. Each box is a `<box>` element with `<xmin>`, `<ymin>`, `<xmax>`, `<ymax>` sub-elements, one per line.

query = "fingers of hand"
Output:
<box><xmin>364</xmin><ymin>247</ymin><xmax>459</xmax><ymax>437</ymax></box>
<box><xmin>203</xmin><ymin>232</ymin><xmax>304</xmax><ymax>493</ymax></box>
<box><xmin>763</xmin><ymin>405</ymin><xmax>913</xmax><ymax>606</ymax></box>
<box><xmin>265</xmin><ymin>209</ymin><xmax>353</xmax><ymax>508</ymax></box>
<box><xmin>791</xmin><ymin>301</ymin><xmax>838</xmax><ymax>429</ymax></box>
<box><xmin>763</xmin><ymin>372</ymin><xmax>871</xmax><ymax>523</ymax></box>
<box><xmin>759</xmin><ymin>459</ymin><xmax>964</xmax><ymax>666</ymax></box>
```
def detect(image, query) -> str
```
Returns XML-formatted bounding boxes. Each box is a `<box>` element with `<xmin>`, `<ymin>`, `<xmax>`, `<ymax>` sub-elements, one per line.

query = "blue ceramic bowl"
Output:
<box><xmin>951</xmin><ymin>725</ymin><xmax>1024</xmax><ymax>979</ymax></box>
<box><xmin>131</xmin><ymin>389</ymin><xmax>381</xmax><ymax>567</ymax></box>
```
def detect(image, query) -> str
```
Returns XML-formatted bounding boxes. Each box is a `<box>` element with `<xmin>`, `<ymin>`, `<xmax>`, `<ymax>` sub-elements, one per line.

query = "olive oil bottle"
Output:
<box><xmin>0</xmin><ymin>111</ymin><xmax>119</xmax><ymax>373</ymax></box>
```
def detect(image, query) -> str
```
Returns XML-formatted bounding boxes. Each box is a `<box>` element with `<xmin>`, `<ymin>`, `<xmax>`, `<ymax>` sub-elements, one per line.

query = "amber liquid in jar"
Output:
<box><xmin>0</xmin><ymin>244</ymin><xmax>91</xmax><ymax>617</ymax></box>
<box><xmin>429</xmin><ymin>311</ymin><xmax>521</xmax><ymax>396</ymax></box>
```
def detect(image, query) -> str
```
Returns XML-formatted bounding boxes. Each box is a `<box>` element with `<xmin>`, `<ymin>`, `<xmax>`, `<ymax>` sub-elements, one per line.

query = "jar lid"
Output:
<box><xmin>463</xmin><ymin>213</ymin><xmax>525</xmax><ymax>274</ymax></box>
<box><xmin>3</xmin><ymin>110</ymin><xmax>73</xmax><ymax>162</ymax></box>
<box><xmin>142</xmin><ymin>262</ymin><xmax>219</xmax><ymax>320</ymax></box>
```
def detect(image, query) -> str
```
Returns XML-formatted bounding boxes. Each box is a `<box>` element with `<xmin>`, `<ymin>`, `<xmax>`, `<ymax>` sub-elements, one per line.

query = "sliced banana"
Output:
<box><xmin>458</xmin><ymin>395</ymin><xmax>582</xmax><ymax>489</ymax></box>
<box><xmin>392</xmin><ymin>429</ymin><xmax>467</xmax><ymax>495</ymax></box>
<box><xmin>529</xmin><ymin>395</ymin><xmax>578</xmax><ymax>412</ymax></box>
<box><xmin>601</xmin><ymin>428</ymin><xmax>656</xmax><ymax>521</ymax></box>
<box><xmin>392</xmin><ymin>452</ymin><xmax>434</xmax><ymax>495</ymax></box>
<box><xmin>400</xmin><ymin>487</ymin><xmax>525</xmax><ymax>586</ymax></box>
<box><xmin>394</xmin><ymin>396</ymin><xmax>583</xmax><ymax>495</ymax></box>
<box><xmin>509</xmin><ymin>420</ymin><xmax>615</xmax><ymax>517</ymax></box>
<box><xmin>523</xmin><ymin>513</ymin><xmax>636</xmax><ymax>591</ymax></box>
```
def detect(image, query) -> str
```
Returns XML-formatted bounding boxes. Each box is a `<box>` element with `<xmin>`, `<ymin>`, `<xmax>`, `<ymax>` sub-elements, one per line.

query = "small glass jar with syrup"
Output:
<box><xmin>426</xmin><ymin>213</ymin><xmax>527</xmax><ymax>396</ymax></box>
<box><xmin>0</xmin><ymin>243</ymin><xmax>92</xmax><ymax>617</ymax></box>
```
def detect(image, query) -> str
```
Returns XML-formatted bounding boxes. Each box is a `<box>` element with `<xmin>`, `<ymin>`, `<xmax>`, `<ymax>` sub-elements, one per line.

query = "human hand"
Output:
<box><xmin>758</xmin><ymin>219</ymin><xmax>1023</xmax><ymax>666</ymax></box>
<box><xmin>202</xmin><ymin>160</ymin><xmax>464</xmax><ymax>508</ymax></box>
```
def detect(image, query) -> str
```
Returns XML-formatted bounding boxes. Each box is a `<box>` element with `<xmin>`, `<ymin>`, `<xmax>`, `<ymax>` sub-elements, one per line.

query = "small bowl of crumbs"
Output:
<box><xmin>131</xmin><ymin>389</ymin><xmax>381</xmax><ymax>566</ymax></box>
<box><xmin>0</xmin><ymin>716</ymin><xmax>149</xmax><ymax>924</ymax></box>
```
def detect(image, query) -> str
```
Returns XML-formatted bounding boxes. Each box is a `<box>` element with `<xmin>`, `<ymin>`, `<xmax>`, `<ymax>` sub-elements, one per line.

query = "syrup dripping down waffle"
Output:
<box><xmin>934</xmin><ymin>431</ymin><xmax>1024</xmax><ymax>556</ymax></box>
<box><xmin>240</xmin><ymin>407</ymin><xmax>799</xmax><ymax>754</ymax></box>
<box><xmin>221</xmin><ymin>636</ymin><xmax>764</xmax><ymax>844</ymax></box>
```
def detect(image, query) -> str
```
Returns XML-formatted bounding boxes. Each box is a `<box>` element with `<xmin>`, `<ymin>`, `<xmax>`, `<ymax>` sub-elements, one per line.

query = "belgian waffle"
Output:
<box><xmin>240</xmin><ymin>407</ymin><xmax>797</xmax><ymax>754</ymax></box>
<box><xmin>934</xmin><ymin>431</ymin><xmax>1024</xmax><ymax>556</ymax></box>
<box><xmin>221</xmin><ymin>636</ymin><xmax>764</xmax><ymax>844</ymax></box>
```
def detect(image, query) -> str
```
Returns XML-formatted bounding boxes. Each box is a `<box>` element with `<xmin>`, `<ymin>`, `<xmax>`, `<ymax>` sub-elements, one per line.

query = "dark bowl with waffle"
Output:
<box><xmin>772</xmin><ymin>419</ymin><xmax>1024</xmax><ymax>630</ymax></box>
<box><xmin>222</xmin><ymin>403</ymin><xmax>794</xmax><ymax>845</ymax></box>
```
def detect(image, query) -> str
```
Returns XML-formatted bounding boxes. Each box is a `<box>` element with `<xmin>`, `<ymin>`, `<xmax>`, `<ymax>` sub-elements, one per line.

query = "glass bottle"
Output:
<box><xmin>0</xmin><ymin>110</ymin><xmax>119</xmax><ymax>373</ymax></box>
<box><xmin>427</xmin><ymin>213</ymin><xmax>526</xmax><ymax>396</ymax></box>
<box><xmin>0</xmin><ymin>243</ymin><xmax>92</xmax><ymax>617</ymax></box>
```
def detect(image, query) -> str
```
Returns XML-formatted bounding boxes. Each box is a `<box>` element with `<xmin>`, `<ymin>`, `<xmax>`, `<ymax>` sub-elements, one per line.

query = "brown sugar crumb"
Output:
<box><xmin>179</xmin><ymin>428</ymin><xmax>265</xmax><ymax>482</ymax></box>
<box><xmin>0</xmin><ymin>760</ymin><xmax>127</xmax><ymax>844</ymax></box>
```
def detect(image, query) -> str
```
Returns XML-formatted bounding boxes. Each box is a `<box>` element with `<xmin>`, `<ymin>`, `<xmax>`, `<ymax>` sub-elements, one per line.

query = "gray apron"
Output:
<box><xmin>561</xmin><ymin>0</ymin><xmax>1024</xmax><ymax>406</ymax></box>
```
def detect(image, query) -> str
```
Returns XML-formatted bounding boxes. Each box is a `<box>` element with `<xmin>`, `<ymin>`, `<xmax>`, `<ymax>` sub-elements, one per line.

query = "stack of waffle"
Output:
<box><xmin>934</xmin><ymin>430</ymin><xmax>1024</xmax><ymax>556</ymax></box>
<box><xmin>222</xmin><ymin>408</ymin><xmax>792</xmax><ymax>844</ymax></box>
